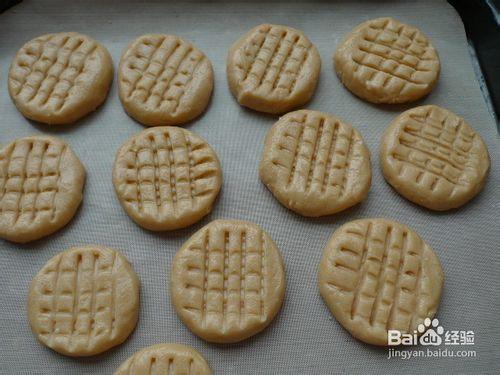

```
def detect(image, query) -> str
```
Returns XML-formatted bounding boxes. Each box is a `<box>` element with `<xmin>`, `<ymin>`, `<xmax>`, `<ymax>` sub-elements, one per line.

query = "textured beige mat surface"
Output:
<box><xmin>0</xmin><ymin>0</ymin><xmax>498</xmax><ymax>373</ymax></box>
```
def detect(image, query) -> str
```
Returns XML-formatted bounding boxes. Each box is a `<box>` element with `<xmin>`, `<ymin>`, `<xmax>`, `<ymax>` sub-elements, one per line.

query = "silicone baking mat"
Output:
<box><xmin>0</xmin><ymin>0</ymin><xmax>499</xmax><ymax>373</ymax></box>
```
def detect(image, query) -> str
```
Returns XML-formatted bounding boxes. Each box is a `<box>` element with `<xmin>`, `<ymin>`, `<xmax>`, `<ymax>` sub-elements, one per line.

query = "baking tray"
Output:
<box><xmin>0</xmin><ymin>0</ymin><xmax>499</xmax><ymax>374</ymax></box>
<box><xmin>448</xmin><ymin>0</ymin><xmax>500</xmax><ymax>129</ymax></box>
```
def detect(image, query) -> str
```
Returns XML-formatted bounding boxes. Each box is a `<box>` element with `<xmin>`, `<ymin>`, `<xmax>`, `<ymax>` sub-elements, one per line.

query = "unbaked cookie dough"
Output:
<box><xmin>28</xmin><ymin>245</ymin><xmax>140</xmax><ymax>356</ymax></box>
<box><xmin>380</xmin><ymin>105</ymin><xmax>490</xmax><ymax>210</ymax></box>
<box><xmin>114</xmin><ymin>343</ymin><xmax>212</xmax><ymax>375</ymax></box>
<box><xmin>318</xmin><ymin>218</ymin><xmax>444</xmax><ymax>346</ymax></box>
<box><xmin>334</xmin><ymin>17</ymin><xmax>440</xmax><ymax>104</ymax></box>
<box><xmin>8</xmin><ymin>32</ymin><xmax>113</xmax><ymax>125</ymax></box>
<box><xmin>227</xmin><ymin>24</ymin><xmax>321</xmax><ymax>114</ymax></box>
<box><xmin>171</xmin><ymin>219</ymin><xmax>285</xmax><ymax>343</ymax></box>
<box><xmin>0</xmin><ymin>136</ymin><xmax>85</xmax><ymax>243</ymax></box>
<box><xmin>260</xmin><ymin>110</ymin><xmax>371</xmax><ymax>217</ymax></box>
<box><xmin>119</xmin><ymin>34</ymin><xmax>214</xmax><ymax>126</ymax></box>
<box><xmin>113</xmin><ymin>126</ymin><xmax>222</xmax><ymax>231</ymax></box>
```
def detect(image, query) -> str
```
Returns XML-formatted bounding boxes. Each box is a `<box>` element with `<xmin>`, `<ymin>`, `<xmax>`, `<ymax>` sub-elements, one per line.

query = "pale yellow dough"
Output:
<box><xmin>0</xmin><ymin>136</ymin><xmax>85</xmax><ymax>243</ymax></box>
<box><xmin>119</xmin><ymin>34</ymin><xmax>214</xmax><ymax>126</ymax></box>
<box><xmin>171</xmin><ymin>219</ymin><xmax>286</xmax><ymax>343</ymax></box>
<box><xmin>334</xmin><ymin>17</ymin><xmax>440</xmax><ymax>104</ymax></box>
<box><xmin>114</xmin><ymin>343</ymin><xmax>212</xmax><ymax>375</ymax></box>
<box><xmin>260</xmin><ymin>110</ymin><xmax>371</xmax><ymax>217</ymax></box>
<box><xmin>380</xmin><ymin>105</ymin><xmax>490</xmax><ymax>210</ymax></box>
<box><xmin>8</xmin><ymin>32</ymin><xmax>113</xmax><ymax>125</ymax></box>
<box><xmin>113</xmin><ymin>126</ymin><xmax>222</xmax><ymax>231</ymax></box>
<box><xmin>28</xmin><ymin>245</ymin><xmax>140</xmax><ymax>356</ymax></box>
<box><xmin>318</xmin><ymin>218</ymin><xmax>444</xmax><ymax>346</ymax></box>
<box><xmin>227</xmin><ymin>24</ymin><xmax>321</xmax><ymax>114</ymax></box>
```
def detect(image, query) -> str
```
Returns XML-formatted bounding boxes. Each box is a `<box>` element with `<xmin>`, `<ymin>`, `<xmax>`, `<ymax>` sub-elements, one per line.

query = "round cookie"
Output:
<box><xmin>380</xmin><ymin>105</ymin><xmax>490</xmax><ymax>210</ymax></box>
<box><xmin>28</xmin><ymin>245</ymin><xmax>140</xmax><ymax>356</ymax></box>
<box><xmin>259</xmin><ymin>110</ymin><xmax>371</xmax><ymax>217</ymax></box>
<box><xmin>334</xmin><ymin>17</ymin><xmax>440</xmax><ymax>104</ymax></box>
<box><xmin>318</xmin><ymin>218</ymin><xmax>444</xmax><ymax>346</ymax></box>
<box><xmin>0</xmin><ymin>136</ymin><xmax>85</xmax><ymax>243</ymax></box>
<box><xmin>8</xmin><ymin>32</ymin><xmax>113</xmax><ymax>125</ymax></box>
<box><xmin>114</xmin><ymin>343</ymin><xmax>212</xmax><ymax>375</ymax></box>
<box><xmin>171</xmin><ymin>219</ymin><xmax>285</xmax><ymax>343</ymax></box>
<box><xmin>118</xmin><ymin>34</ymin><xmax>214</xmax><ymax>126</ymax></box>
<box><xmin>227</xmin><ymin>24</ymin><xmax>321</xmax><ymax>114</ymax></box>
<box><xmin>113</xmin><ymin>126</ymin><xmax>222</xmax><ymax>231</ymax></box>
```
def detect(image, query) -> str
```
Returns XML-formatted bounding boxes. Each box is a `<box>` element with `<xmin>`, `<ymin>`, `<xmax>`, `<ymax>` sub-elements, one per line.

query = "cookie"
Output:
<box><xmin>118</xmin><ymin>34</ymin><xmax>214</xmax><ymax>126</ymax></box>
<box><xmin>171</xmin><ymin>219</ymin><xmax>285</xmax><ymax>343</ymax></box>
<box><xmin>28</xmin><ymin>245</ymin><xmax>140</xmax><ymax>356</ymax></box>
<box><xmin>334</xmin><ymin>17</ymin><xmax>440</xmax><ymax>104</ymax></box>
<box><xmin>8</xmin><ymin>32</ymin><xmax>113</xmax><ymax>125</ymax></box>
<box><xmin>113</xmin><ymin>127</ymin><xmax>222</xmax><ymax>231</ymax></box>
<box><xmin>227</xmin><ymin>24</ymin><xmax>321</xmax><ymax>114</ymax></box>
<box><xmin>318</xmin><ymin>218</ymin><xmax>444</xmax><ymax>346</ymax></box>
<box><xmin>380</xmin><ymin>105</ymin><xmax>490</xmax><ymax>210</ymax></box>
<box><xmin>259</xmin><ymin>110</ymin><xmax>371</xmax><ymax>217</ymax></box>
<box><xmin>0</xmin><ymin>136</ymin><xmax>85</xmax><ymax>243</ymax></box>
<box><xmin>114</xmin><ymin>343</ymin><xmax>212</xmax><ymax>375</ymax></box>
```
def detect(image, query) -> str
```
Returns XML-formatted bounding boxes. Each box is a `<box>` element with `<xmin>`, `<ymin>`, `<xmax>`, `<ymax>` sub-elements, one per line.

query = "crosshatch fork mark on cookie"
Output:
<box><xmin>10</xmin><ymin>34</ymin><xmax>100</xmax><ymax>111</ymax></box>
<box><xmin>118</xmin><ymin>128</ymin><xmax>219</xmax><ymax>214</ymax></box>
<box><xmin>0</xmin><ymin>139</ymin><xmax>65</xmax><ymax>225</ymax></box>
<box><xmin>121</xmin><ymin>35</ymin><xmax>206</xmax><ymax>112</ymax></box>
<box><xmin>185</xmin><ymin>227</ymin><xmax>266</xmax><ymax>329</ymax></box>
<box><xmin>351</xmin><ymin>18</ymin><xmax>439</xmax><ymax>94</ymax></box>
<box><xmin>36</xmin><ymin>249</ymin><xmax>119</xmax><ymax>348</ymax></box>
<box><xmin>115</xmin><ymin>344</ymin><xmax>210</xmax><ymax>375</ymax></box>
<box><xmin>276</xmin><ymin>113</ymin><xmax>356</xmax><ymax>196</ymax></box>
<box><xmin>236</xmin><ymin>25</ymin><xmax>313</xmax><ymax>96</ymax></box>
<box><xmin>391</xmin><ymin>107</ymin><xmax>476</xmax><ymax>190</ymax></box>
<box><xmin>326</xmin><ymin>221</ymin><xmax>431</xmax><ymax>332</ymax></box>
<box><xmin>168</xmin><ymin>220</ymin><xmax>282</xmax><ymax>343</ymax></box>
